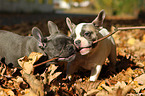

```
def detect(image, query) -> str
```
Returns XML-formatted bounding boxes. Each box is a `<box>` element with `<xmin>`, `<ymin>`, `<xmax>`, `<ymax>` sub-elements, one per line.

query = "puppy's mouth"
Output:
<box><xmin>55</xmin><ymin>44</ymin><xmax>76</xmax><ymax>62</ymax></box>
<box><xmin>77</xmin><ymin>43</ymin><xmax>98</xmax><ymax>55</ymax></box>
<box><xmin>58</xmin><ymin>53</ymin><xmax>76</xmax><ymax>62</ymax></box>
<box><xmin>79</xmin><ymin>48</ymin><xmax>92</xmax><ymax>55</ymax></box>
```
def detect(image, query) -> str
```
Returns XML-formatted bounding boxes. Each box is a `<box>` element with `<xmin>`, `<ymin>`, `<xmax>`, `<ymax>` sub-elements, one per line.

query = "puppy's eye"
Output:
<box><xmin>84</xmin><ymin>32</ymin><xmax>91</xmax><ymax>37</ymax></box>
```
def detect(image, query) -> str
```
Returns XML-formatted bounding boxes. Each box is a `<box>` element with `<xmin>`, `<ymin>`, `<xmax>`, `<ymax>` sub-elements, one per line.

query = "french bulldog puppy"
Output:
<box><xmin>66</xmin><ymin>10</ymin><xmax>116</xmax><ymax>81</ymax></box>
<box><xmin>0</xmin><ymin>21</ymin><xmax>76</xmax><ymax>67</ymax></box>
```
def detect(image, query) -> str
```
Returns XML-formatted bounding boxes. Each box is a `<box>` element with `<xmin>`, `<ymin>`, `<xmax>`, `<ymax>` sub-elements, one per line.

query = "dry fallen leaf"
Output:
<box><xmin>22</xmin><ymin>73</ymin><xmax>44</xmax><ymax>96</ymax></box>
<box><xmin>47</xmin><ymin>64</ymin><xmax>62</xmax><ymax>84</ymax></box>
<box><xmin>141</xmin><ymin>34</ymin><xmax>145</xmax><ymax>43</ymax></box>
<box><xmin>3</xmin><ymin>89</ymin><xmax>15</xmax><ymax>96</ymax></box>
<box><xmin>84</xmin><ymin>89</ymin><xmax>99</xmax><ymax>96</ymax></box>
<box><xmin>127</xmin><ymin>37</ymin><xmax>136</xmax><ymax>45</ymax></box>
<box><xmin>114</xmin><ymin>81</ymin><xmax>126</xmax><ymax>89</ymax></box>
<box><xmin>28</xmin><ymin>52</ymin><xmax>43</xmax><ymax>63</ymax></box>
<box><xmin>18</xmin><ymin>52</ymin><xmax>43</xmax><ymax>74</ymax></box>
<box><xmin>101</xmin><ymin>84</ymin><xmax>113</xmax><ymax>93</ymax></box>
<box><xmin>134</xmin><ymin>74</ymin><xmax>145</xmax><ymax>85</ymax></box>
<box><xmin>134</xmin><ymin>85</ymin><xmax>145</xmax><ymax>93</ymax></box>
<box><xmin>75</xmin><ymin>81</ymin><xmax>101</xmax><ymax>95</ymax></box>
<box><xmin>97</xmin><ymin>80</ymin><xmax>106</xmax><ymax>90</ymax></box>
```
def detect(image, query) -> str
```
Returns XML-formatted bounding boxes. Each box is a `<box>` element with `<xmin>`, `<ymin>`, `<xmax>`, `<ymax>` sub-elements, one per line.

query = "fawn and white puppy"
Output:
<box><xmin>66</xmin><ymin>10</ymin><xmax>116</xmax><ymax>81</ymax></box>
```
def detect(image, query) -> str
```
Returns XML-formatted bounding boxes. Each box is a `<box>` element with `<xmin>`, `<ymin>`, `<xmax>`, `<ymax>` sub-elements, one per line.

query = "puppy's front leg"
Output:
<box><xmin>90</xmin><ymin>65</ymin><xmax>102</xmax><ymax>81</ymax></box>
<box><xmin>66</xmin><ymin>62</ymin><xmax>78</xmax><ymax>80</ymax></box>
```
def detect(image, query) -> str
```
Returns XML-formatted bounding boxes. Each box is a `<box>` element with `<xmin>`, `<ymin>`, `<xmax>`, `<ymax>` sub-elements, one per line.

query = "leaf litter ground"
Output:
<box><xmin>0</xmin><ymin>16</ymin><xmax>145</xmax><ymax>96</ymax></box>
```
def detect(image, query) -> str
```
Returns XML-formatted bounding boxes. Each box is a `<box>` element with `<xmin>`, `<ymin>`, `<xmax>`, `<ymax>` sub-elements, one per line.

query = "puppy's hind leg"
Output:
<box><xmin>90</xmin><ymin>65</ymin><xmax>102</xmax><ymax>81</ymax></box>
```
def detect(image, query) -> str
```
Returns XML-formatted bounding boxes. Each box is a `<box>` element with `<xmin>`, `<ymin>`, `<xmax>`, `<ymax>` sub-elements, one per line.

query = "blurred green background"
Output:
<box><xmin>0</xmin><ymin>0</ymin><xmax>145</xmax><ymax>17</ymax></box>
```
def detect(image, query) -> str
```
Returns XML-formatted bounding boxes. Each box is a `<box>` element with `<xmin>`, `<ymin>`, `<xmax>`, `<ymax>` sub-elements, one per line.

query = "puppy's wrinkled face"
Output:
<box><xmin>45</xmin><ymin>34</ymin><xmax>76</xmax><ymax>62</ymax></box>
<box><xmin>72</xmin><ymin>23</ymin><xmax>98</xmax><ymax>55</ymax></box>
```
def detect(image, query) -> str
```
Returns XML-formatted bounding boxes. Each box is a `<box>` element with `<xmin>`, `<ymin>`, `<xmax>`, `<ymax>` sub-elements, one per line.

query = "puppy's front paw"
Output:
<box><xmin>89</xmin><ymin>76</ymin><xmax>97</xmax><ymax>81</ymax></box>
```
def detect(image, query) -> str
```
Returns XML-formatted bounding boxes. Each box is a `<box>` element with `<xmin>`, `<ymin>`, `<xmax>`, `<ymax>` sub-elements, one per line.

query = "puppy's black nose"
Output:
<box><xmin>75</xmin><ymin>40</ymin><xmax>81</xmax><ymax>46</ymax></box>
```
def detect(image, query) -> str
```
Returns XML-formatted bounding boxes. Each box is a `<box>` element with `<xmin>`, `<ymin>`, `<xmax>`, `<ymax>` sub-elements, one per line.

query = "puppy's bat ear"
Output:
<box><xmin>32</xmin><ymin>27</ymin><xmax>45</xmax><ymax>48</ymax></box>
<box><xmin>48</xmin><ymin>21</ymin><xmax>60</xmax><ymax>35</ymax></box>
<box><xmin>32</xmin><ymin>27</ymin><xmax>43</xmax><ymax>42</ymax></box>
<box><xmin>92</xmin><ymin>9</ymin><xmax>105</xmax><ymax>28</ymax></box>
<box><xmin>66</xmin><ymin>17</ymin><xmax>76</xmax><ymax>34</ymax></box>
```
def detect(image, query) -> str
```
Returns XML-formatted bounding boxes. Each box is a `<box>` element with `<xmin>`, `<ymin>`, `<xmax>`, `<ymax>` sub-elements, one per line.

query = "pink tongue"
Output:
<box><xmin>80</xmin><ymin>48</ymin><xmax>90</xmax><ymax>55</ymax></box>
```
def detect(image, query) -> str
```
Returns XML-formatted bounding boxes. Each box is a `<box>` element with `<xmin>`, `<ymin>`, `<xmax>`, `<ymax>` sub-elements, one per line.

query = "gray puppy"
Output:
<box><xmin>0</xmin><ymin>21</ymin><xmax>76</xmax><ymax>67</ymax></box>
<box><xmin>66</xmin><ymin>10</ymin><xmax>116</xmax><ymax>81</ymax></box>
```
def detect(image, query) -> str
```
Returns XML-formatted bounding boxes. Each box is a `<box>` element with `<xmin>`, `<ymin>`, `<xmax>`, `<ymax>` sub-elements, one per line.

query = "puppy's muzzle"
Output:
<box><xmin>75</xmin><ymin>40</ymin><xmax>98</xmax><ymax>52</ymax></box>
<box><xmin>75</xmin><ymin>40</ymin><xmax>81</xmax><ymax>48</ymax></box>
<box><xmin>57</xmin><ymin>44</ymin><xmax>76</xmax><ymax>62</ymax></box>
<box><xmin>67</xmin><ymin>44</ymin><xmax>76</xmax><ymax>53</ymax></box>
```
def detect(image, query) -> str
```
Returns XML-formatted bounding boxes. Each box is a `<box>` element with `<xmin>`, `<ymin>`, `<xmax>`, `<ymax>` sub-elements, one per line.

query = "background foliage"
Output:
<box><xmin>90</xmin><ymin>0</ymin><xmax>143</xmax><ymax>16</ymax></box>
